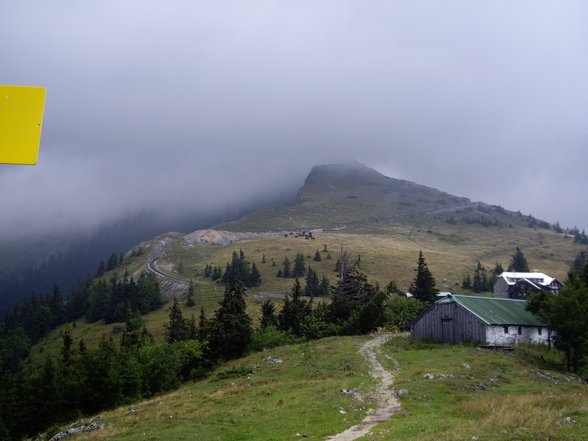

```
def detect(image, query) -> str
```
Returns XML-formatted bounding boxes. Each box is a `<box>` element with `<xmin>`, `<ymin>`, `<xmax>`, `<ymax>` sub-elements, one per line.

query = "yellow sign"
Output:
<box><xmin>0</xmin><ymin>85</ymin><xmax>46</xmax><ymax>165</ymax></box>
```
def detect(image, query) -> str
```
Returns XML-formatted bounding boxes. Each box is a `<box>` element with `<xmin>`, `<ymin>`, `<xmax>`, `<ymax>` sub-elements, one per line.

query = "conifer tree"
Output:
<box><xmin>409</xmin><ymin>251</ymin><xmax>438</xmax><ymax>304</ymax></box>
<box><xmin>260</xmin><ymin>298</ymin><xmax>277</xmax><ymax>328</ymax></box>
<box><xmin>293</xmin><ymin>253</ymin><xmax>306</xmax><ymax>278</ymax></box>
<box><xmin>197</xmin><ymin>307</ymin><xmax>208</xmax><ymax>343</ymax></box>
<box><xmin>186</xmin><ymin>281</ymin><xmax>196</xmax><ymax>307</ymax></box>
<box><xmin>319</xmin><ymin>275</ymin><xmax>330</xmax><ymax>297</ymax></box>
<box><xmin>249</xmin><ymin>262</ymin><xmax>262</xmax><ymax>287</ymax></box>
<box><xmin>304</xmin><ymin>267</ymin><xmax>319</xmax><ymax>297</ymax></box>
<box><xmin>164</xmin><ymin>298</ymin><xmax>189</xmax><ymax>343</ymax></box>
<box><xmin>207</xmin><ymin>283</ymin><xmax>252</xmax><ymax>360</ymax></box>
<box><xmin>313</xmin><ymin>250</ymin><xmax>322</xmax><ymax>262</ymax></box>
<box><xmin>278</xmin><ymin>279</ymin><xmax>312</xmax><ymax>336</ymax></box>
<box><xmin>282</xmin><ymin>257</ymin><xmax>291</xmax><ymax>278</ymax></box>
<box><xmin>508</xmin><ymin>247</ymin><xmax>530</xmax><ymax>272</ymax></box>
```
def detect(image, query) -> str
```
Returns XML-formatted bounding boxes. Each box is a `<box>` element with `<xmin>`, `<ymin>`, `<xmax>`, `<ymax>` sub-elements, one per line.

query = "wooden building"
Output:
<box><xmin>494</xmin><ymin>272</ymin><xmax>561</xmax><ymax>299</ymax></box>
<box><xmin>410</xmin><ymin>294</ymin><xmax>548</xmax><ymax>345</ymax></box>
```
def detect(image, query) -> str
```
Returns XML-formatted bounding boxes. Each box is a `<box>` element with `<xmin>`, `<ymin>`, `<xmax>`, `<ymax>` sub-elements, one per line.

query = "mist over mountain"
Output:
<box><xmin>0</xmin><ymin>186</ymin><xmax>298</xmax><ymax>314</ymax></box>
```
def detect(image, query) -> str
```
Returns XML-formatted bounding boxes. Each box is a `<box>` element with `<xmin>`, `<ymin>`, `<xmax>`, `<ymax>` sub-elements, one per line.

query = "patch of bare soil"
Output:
<box><xmin>327</xmin><ymin>333</ymin><xmax>404</xmax><ymax>441</ymax></box>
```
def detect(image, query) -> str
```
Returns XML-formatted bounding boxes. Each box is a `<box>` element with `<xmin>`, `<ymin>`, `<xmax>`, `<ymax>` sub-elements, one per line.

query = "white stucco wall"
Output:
<box><xmin>485</xmin><ymin>325</ymin><xmax>549</xmax><ymax>345</ymax></box>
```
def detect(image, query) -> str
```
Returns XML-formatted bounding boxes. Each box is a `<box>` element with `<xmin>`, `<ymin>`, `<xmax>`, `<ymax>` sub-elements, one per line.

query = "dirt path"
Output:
<box><xmin>327</xmin><ymin>333</ymin><xmax>403</xmax><ymax>441</ymax></box>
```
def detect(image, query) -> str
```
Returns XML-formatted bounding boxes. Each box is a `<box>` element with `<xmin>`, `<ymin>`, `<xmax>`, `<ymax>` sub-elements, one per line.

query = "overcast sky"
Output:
<box><xmin>1</xmin><ymin>0</ymin><xmax>587</xmax><ymax>240</ymax></box>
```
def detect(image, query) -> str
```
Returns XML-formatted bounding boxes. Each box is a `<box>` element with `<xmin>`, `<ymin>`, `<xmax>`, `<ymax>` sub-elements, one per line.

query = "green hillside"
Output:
<box><xmin>30</xmin><ymin>335</ymin><xmax>588</xmax><ymax>441</ymax></box>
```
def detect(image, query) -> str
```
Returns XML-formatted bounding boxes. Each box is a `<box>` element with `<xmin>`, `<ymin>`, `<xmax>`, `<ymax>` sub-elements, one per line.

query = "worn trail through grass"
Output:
<box><xmin>327</xmin><ymin>333</ymin><xmax>404</xmax><ymax>441</ymax></box>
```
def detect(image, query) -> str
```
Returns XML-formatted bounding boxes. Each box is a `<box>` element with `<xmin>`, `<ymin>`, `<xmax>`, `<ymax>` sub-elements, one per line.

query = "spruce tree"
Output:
<box><xmin>313</xmin><ymin>250</ymin><xmax>322</xmax><ymax>262</ymax></box>
<box><xmin>164</xmin><ymin>298</ymin><xmax>189</xmax><ymax>343</ymax></box>
<box><xmin>508</xmin><ymin>247</ymin><xmax>530</xmax><ymax>272</ymax></box>
<box><xmin>282</xmin><ymin>257</ymin><xmax>291</xmax><ymax>278</ymax></box>
<box><xmin>278</xmin><ymin>279</ymin><xmax>312</xmax><ymax>336</ymax></box>
<box><xmin>293</xmin><ymin>253</ymin><xmax>306</xmax><ymax>278</ymax></box>
<box><xmin>186</xmin><ymin>281</ymin><xmax>196</xmax><ymax>307</ymax></box>
<box><xmin>409</xmin><ymin>251</ymin><xmax>438</xmax><ymax>304</ymax></box>
<box><xmin>249</xmin><ymin>262</ymin><xmax>262</xmax><ymax>287</ymax></box>
<box><xmin>207</xmin><ymin>283</ymin><xmax>252</xmax><ymax>360</ymax></box>
<box><xmin>260</xmin><ymin>298</ymin><xmax>277</xmax><ymax>328</ymax></box>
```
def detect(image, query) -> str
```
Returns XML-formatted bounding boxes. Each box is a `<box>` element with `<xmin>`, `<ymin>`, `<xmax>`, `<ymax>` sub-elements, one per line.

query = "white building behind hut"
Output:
<box><xmin>494</xmin><ymin>272</ymin><xmax>561</xmax><ymax>299</ymax></box>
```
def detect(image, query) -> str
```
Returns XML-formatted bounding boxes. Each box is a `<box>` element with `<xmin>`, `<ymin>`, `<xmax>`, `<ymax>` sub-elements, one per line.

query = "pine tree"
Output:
<box><xmin>164</xmin><ymin>298</ymin><xmax>189</xmax><ymax>343</ymax></box>
<box><xmin>260</xmin><ymin>298</ymin><xmax>277</xmax><ymax>328</ymax></box>
<box><xmin>313</xmin><ymin>250</ymin><xmax>322</xmax><ymax>262</ymax></box>
<box><xmin>293</xmin><ymin>253</ymin><xmax>305</xmax><ymax>278</ymax></box>
<box><xmin>282</xmin><ymin>257</ymin><xmax>291</xmax><ymax>278</ymax></box>
<box><xmin>494</xmin><ymin>262</ymin><xmax>504</xmax><ymax>275</ymax></box>
<box><xmin>249</xmin><ymin>262</ymin><xmax>262</xmax><ymax>287</ymax></box>
<box><xmin>409</xmin><ymin>251</ymin><xmax>438</xmax><ymax>304</ymax></box>
<box><xmin>385</xmin><ymin>280</ymin><xmax>403</xmax><ymax>296</ymax></box>
<box><xmin>96</xmin><ymin>260</ymin><xmax>106</xmax><ymax>278</ymax></box>
<box><xmin>278</xmin><ymin>279</ymin><xmax>312</xmax><ymax>336</ymax></box>
<box><xmin>508</xmin><ymin>247</ymin><xmax>530</xmax><ymax>272</ymax></box>
<box><xmin>197</xmin><ymin>307</ymin><xmax>208</xmax><ymax>343</ymax></box>
<box><xmin>186</xmin><ymin>281</ymin><xmax>196</xmax><ymax>307</ymax></box>
<box><xmin>207</xmin><ymin>283</ymin><xmax>252</xmax><ymax>360</ymax></box>
<box><xmin>319</xmin><ymin>275</ymin><xmax>330</xmax><ymax>297</ymax></box>
<box><xmin>304</xmin><ymin>267</ymin><xmax>319</xmax><ymax>298</ymax></box>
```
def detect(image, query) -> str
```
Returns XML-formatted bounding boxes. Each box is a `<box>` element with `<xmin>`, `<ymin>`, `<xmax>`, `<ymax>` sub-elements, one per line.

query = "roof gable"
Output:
<box><xmin>437</xmin><ymin>294</ymin><xmax>545</xmax><ymax>326</ymax></box>
<box><xmin>498</xmin><ymin>272</ymin><xmax>557</xmax><ymax>286</ymax></box>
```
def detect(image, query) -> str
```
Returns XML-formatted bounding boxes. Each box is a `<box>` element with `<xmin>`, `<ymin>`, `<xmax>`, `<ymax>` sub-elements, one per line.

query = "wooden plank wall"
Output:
<box><xmin>411</xmin><ymin>302</ymin><xmax>487</xmax><ymax>343</ymax></box>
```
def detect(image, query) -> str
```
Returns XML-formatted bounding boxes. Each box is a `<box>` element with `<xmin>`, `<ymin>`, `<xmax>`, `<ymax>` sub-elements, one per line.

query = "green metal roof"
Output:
<box><xmin>437</xmin><ymin>294</ymin><xmax>545</xmax><ymax>326</ymax></box>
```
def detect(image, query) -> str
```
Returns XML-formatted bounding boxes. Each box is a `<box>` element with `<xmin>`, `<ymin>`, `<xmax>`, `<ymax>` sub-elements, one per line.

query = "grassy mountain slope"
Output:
<box><xmin>32</xmin><ymin>335</ymin><xmax>587</xmax><ymax>441</ymax></box>
<box><xmin>149</xmin><ymin>163</ymin><xmax>583</xmax><ymax>294</ymax></box>
<box><xmin>217</xmin><ymin>162</ymin><xmax>470</xmax><ymax>232</ymax></box>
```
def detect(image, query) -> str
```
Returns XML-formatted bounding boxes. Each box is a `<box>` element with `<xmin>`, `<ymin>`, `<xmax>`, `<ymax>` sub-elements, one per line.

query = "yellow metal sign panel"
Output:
<box><xmin>0</xmin><ymin>85</ymin><xmax>46</xmax><ymax>165</ymax></box>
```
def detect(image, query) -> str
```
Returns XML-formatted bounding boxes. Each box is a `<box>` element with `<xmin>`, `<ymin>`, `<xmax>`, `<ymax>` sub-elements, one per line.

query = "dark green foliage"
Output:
<box><xmin>96</xmin><ymin>260</ymin><xmax>105</xmax><ymax>278</ymax></box>
<box><xmin>508</xmin><ymin>247</ymin><xmax>530</xmax><ymax>272</ymax></box>
<box><xmin>494</xmin><ymin>262</ymin><xmax>504</xmax><ymax>275</ymax></box>
<box><xmin>164</xmin><ymin>298</ymin><xmax>190</xmax><ymax>343</ymax></box>
<box><xmin>82</xmin><ymin>272</ymin><xmax>162</xmax><ymax>324</ymax></box>
<box><xmin>206</xmin><ymin>283</ymin><xmax>252</xmax><ymax>361</ymax></box>
<box><xmin>204</xmin><ymin>264</ymin><xmax>212</xmax><ymax>278</ymax></box>
<box><xmin>221</xmin><ymin>250</ymin><xmax>261</xmax><ymax>287</ymax></box>
<box><xmin>197</xmin><ymin>307</ymin><xmax>207</xmax><ymax>343</ymax></box>
<box><xmin>409</xmin><ymin>251</ymin><xmax>438</xmax><ymax>304</ymax></box>
<box><xmin>249</xmin><ymin>325</ymin><xmax>300</xmax><ymax>352</ymax></box>
<box><xmin>385</xmin><ymin>280</ymin><xmax>403</xmax><ymax>296</ymax></box>
<box><xmin>249</xmin><ymin>262</ymin><xmax>262</xmax><ymax>287</ymax></box>
<box><xmin>304</xmin><ymin>267</ymin><xmax>320</xmax><ymax>298</ymax></box>
<box><xmin>262</xmin><ymin>254</ymin><xmax>266</xmax><ymax>264</ymax></box>
<box><xmin>384</xmin><ymin>296</ymin><xmax>427</xmax><ymax>331</ymax></box>
<box><xmin>106</xmin><ymin>253</ymin><xmax>119</xmax><ymax>271</ymax></box>
<box><xmin>281</xmin><ymin>257</ymin><xmax>291</xmax><ymax>278</ymax></box>
<box><xmin>319</xmin><ymin>275</ymin><xmax>330</xmax><ymax>296</ymax></box>
<box><xmin>328</xmin><ymin>251</ymin><xmax>386</xmax><ymax>334</ymax></box>
<box><xmin>260</xmin><ymin>298</ymin><xmax>277</xmax><ymax>329</ymax></box>
<box><xmin>462</xmin><ymin>274</ymin><xmax>472</xmax><ymax>290</ymax></box>
<box><xmin>186</xmin><ymin>281</ymin><xmax>196</xmax><ymax>307</ymax></box>
<box><xmin>527</xmin><ymin>264</ymin><xmax>588</xmax><ymax>374</ymax></box>
<box><xmin>572</xmin><ymin>251</ymin><xmax>587</xmax><ymax>275</ymax></box>
<box><xmin>278</xmin><ymin>279</ymin><xmax>312</xmax><ymax>336</ymax></box>
<box><xmin>292</xmin><ymin>253</ymin><xmax>306</xmax><ymax>278</ymax></box>
<box><xmin>313</xmin><ymin>250</ymin><xmax>322</xmax><ymax>262</ymax></box>
<box><xmin>211</xmin><ymin>266</ymin><xmax>222</xmax><ymax>280</ymax></box>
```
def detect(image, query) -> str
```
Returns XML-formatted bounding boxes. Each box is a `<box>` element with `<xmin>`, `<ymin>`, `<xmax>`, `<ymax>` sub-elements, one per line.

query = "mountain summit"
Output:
<box><xmin>218</xmin><ymin>162</ymin><xmax>471</xmax><ymax>232</ymax></box>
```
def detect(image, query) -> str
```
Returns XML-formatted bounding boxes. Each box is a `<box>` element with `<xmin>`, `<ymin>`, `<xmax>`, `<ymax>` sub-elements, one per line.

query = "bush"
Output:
<box><xmin>248</xmin><ymin>326</ymin><xmax>301</xmax><ymax>352</ymax></box>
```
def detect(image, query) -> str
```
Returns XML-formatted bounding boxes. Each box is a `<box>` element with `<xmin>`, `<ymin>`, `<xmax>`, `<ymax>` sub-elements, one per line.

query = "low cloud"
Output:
<box><xmin>1</xmin><ymin>0</ymin><xmax>587</xmax><ymax>241</ymax></box>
